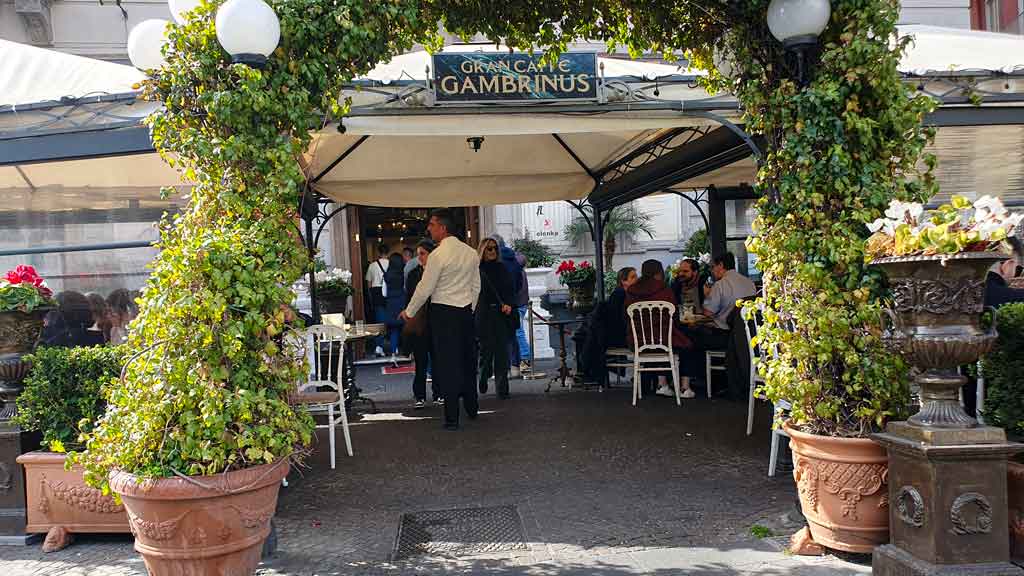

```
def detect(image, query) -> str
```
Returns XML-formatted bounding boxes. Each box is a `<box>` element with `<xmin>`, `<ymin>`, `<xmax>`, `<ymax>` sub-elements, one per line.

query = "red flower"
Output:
<box><xmin>5</xmin><ymin>265</ymin><xmax>42</xmax><ymax>285</ymax></box>
<box><xmin>556</xmin><ymin>260</ymin><xmax>577</xmax><ymax>275</ymax></box>
<box><xmin>579</xmin><ymin>261</ymin><xmax>592</xmax><ymax>269</ymax></box>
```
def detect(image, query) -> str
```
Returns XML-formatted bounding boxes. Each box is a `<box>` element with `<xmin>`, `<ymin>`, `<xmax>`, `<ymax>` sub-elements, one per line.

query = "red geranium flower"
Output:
<box><xmin>6</xmin><ymin>265</ymin><xmax>42</xmax><ymax>285</ymax></box>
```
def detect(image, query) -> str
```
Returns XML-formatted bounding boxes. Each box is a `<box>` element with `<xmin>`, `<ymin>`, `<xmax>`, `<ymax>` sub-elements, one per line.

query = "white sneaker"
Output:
<box><xmin>655</xmin><ymin>385</ymin><xmax>674</xmax><ymax>397</ymax></box>
<box><xmin>681</xmin><ymin>389</ymin><xmax>696</xmax><ymax>399</ymax></box>
<box><xmin>374</xmin><ymin>346</ymin><xmax>385</xmax><ymax>357</ymax></box>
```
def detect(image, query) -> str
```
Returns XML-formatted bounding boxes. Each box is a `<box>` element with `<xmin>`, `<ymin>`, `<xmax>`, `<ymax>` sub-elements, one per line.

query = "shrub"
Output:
<box><xmin>980</xmin><ymin>303</ymin><xmax>1024</xmax><ymax>437</ymax></box>
<box><xmin>681</xmin><ymin>229</ymin><xmax>709</xmax><ymax>259</ymax></box>
<box><xmin>15</xmin><ymin>346</ymin><xmax>126</xmax><ymax>452</ymax></box>
<box><xmin>513</xmin><ymin>235</ymin><xmax>557</xmax><ymax>268</ymax></box>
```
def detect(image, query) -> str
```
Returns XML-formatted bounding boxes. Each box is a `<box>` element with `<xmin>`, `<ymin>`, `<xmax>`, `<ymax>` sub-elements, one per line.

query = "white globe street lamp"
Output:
<box><xmin>127</xmin><ymin>19</ymin><xmax>171</xmax><ymax>71</ymax></box>
<box><xmin>766</xmin><ymin>0</ymin><xmax>831</xmax><ymax>49</ymax></box>
<box><xmin>215</xmin><ymin>0</ymin><xmax>281</xmax><ymax>68</ymax></box>
<box><xmin>169</xmin><ymin>0</ymin><xmax>202</xmax><ymax>25</ymax></box>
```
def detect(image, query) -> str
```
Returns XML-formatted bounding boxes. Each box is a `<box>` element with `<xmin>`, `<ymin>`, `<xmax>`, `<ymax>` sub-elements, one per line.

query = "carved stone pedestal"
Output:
<box><xmin>872</xmin><ymin>426</ymin><xmax>1024</xmax><ymax>575</ymax></box>
<box><xmin>0</xmin><ymin>425</ymin><xmax>42</xmax><ymax>546</ymax></box>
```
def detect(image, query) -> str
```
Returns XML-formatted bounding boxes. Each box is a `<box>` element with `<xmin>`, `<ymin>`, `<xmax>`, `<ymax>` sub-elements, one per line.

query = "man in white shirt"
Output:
<box><xmin>366</xmin><ymin>243</ymin><xmax>390</xmax><ymax>355</ymax></box>
<box><xmin>703</xmin><ymin>252</ymin><xmax>757</xmax><ymax>331</ymax></box>
<box><xmin>401</xmin><ymin>210</ymin><xmax>481</xmax><ymax>430</ymax></box>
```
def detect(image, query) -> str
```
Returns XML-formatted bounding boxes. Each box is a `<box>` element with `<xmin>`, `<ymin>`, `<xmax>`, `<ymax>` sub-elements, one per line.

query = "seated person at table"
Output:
<box><xmin>625</xmin><ymin>259</ymin><xmax>696</xmax><ymax>399</ymax></box>
<box><xmin>699</xmin><ymin>252</ymin><xmax>756</xmax><ymax>350</ymax></box>
<box><xmin>671</xmin><ymin>258</ymin><xmax>704</xmax><ymax>314</ymax></box>
<box><xmin>985</xmin><ymin>236</ymin><xmax>1024</xmax><ymax>307</ymax></box>
<box><xmin>605</xmin><ymin>266</ymin><xmax>637</xmax><ymax>348</ymax></box>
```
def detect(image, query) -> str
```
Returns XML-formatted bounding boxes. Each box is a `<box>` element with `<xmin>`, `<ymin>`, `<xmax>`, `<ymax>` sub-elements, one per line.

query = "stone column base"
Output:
<box><xmin>874</xmin><ymin>543</ymin><xmax>1024</xmax><ymax>575</ymax></box>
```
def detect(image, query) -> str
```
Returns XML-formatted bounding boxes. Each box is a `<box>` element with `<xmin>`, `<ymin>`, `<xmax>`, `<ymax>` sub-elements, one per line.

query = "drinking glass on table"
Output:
<box><xmin>354</xmin><ymin>319</ymin><xmax>365</xmax><ymax>334</ymax></box>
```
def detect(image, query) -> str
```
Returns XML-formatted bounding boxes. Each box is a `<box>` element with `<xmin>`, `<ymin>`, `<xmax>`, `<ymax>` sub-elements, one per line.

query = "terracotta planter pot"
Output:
<box><xmin>784</xmin><ymin>422</ymin><xmax>889</xmax><ymax>553</ymax></box>
<box><xmin>16</xmin><ymin>451</ymin><xmax>129</xmax><ymax>552</ymax></box>
<box><xmin>1008</xmin><ymin>461</ymin><xmax>1024</xmax><ymax>561</ymax></box>
<box><xmin>110</xmin><ymin>459</ymin><xmax>289</xmax><ymax>576</ymax></box>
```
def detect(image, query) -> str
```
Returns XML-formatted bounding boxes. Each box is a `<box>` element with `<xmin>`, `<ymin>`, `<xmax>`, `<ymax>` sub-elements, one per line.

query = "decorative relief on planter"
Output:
<box><xmin>38</xmin><ymin>473</ymin><xmax>124</xmax><ymax>515</ymax></box>
<box><xmin>950</xmin><ymin>492</ymin><xmax>993</xmax><ymax>535</ymax></box>
<box><xmin>896</xmin><ymin>486</ymin><xmax>925</xmax><ymax>528</ymax></box>
<box><xmin>890</xmin><ymin>278</ymin><xmax>985</xmax><ymax>315</ymax></box>
<box><xmin>233</xmin><ymin>504</ymin><xmax>275</xmax><ymax>530</ymax></box>
<box><xmin>128</xmin><ymin>510</ymin><xmax>185</xmax><ymax>541</ymax></box>
<box><xmin>794</xmin><ymin>456</ymin><xmax>888</xmax><ymax>519</ymax></box>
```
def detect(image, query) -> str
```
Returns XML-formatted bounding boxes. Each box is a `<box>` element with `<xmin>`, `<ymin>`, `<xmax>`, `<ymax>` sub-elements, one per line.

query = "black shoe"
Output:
<box><xmin>479</xmin><ymin>380</ymin><xmax>488</xmax><ymax>394</ymax></box>
<box><xmin>444</xmin><ymin>422</ymin><xmax>459</xmax><ymax>431</ymax></box>
<box><xmin>466</xmin><ymin>410</ymin><xmax>478</xmax><ymax>420</ymax></box>
<box><xmin>414</xmin><ymin>400</ymin><xmax>425</xmax><ymax>409</ymax></box>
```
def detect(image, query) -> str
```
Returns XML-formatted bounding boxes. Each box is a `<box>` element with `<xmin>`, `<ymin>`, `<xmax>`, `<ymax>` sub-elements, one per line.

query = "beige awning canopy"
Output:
<box><xmin>303</xmin><ymin>113</ymin><xmax>741</xmax><ymax>207</ymax></box>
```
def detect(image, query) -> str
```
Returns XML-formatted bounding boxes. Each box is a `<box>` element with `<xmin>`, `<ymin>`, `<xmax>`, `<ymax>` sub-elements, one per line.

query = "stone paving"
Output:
<box><xmin>2</xmin><ymin>362</ymin><xmax>872</xmax><ymax>575</ymax></box>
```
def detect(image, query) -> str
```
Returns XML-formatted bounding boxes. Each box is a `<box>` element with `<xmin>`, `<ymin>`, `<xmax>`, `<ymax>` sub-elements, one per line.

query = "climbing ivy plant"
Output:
<box><xmin>77</xmin><ymin>0</ymin><xmax>935</xmax><ymax>490</ymax></box>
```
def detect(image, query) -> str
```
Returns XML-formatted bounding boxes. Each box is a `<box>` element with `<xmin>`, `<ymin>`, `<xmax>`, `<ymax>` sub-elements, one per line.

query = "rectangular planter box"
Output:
<box><xmin>16</xmin><ymin>451</ymin><xmax>129</xmax><ymax>550</ymax></box>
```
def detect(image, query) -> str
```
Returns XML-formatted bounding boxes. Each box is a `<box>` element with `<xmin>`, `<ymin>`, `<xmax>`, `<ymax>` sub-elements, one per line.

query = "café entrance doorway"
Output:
<box><xmin>347</xmin><ymin>205</ymin><xmax>480</xmax><ymax>325</ymax></box>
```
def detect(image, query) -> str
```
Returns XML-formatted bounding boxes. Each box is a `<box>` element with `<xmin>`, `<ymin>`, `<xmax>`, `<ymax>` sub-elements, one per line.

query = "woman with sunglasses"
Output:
<box><xmin>476</xmin><ymin>237</ymin><xmax>516</xmax><ymax>399</ymax></box>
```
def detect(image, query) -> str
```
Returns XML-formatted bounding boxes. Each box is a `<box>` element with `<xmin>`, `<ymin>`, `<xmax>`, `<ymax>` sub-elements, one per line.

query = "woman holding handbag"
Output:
<box><xmin>404</xmin><ymin>239</ymin><xmax>439</xmax><ymax>408</ymax></box>
<box><xmin>476</xmin><ymin>237</ymin><xmax>516</xmax><ymax>399</ymax></box>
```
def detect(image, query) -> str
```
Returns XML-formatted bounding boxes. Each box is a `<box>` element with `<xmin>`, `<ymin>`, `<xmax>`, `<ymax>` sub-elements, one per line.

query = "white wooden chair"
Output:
<box><xmin>286</xmin><ymin>325</ymin><xmax>353</xmax><ymax>469</ymax></box>
<box><xmin>605</xmin><ymin>347</ymin><xmax>634</xmax><ymax>388</ymax></box>
<box><xmin>626</xmin><ymin>301</ymin><xmax>681</xmax><ymax>406</ymax></box>
<box><xmin>705</xmin><ymin>350</ymin><xmax>726</xmax><ymax>398</ymax></box>
<box><xmin>768</xmin><ymin>400</ymin><xmax>792</xmax><ymax>477</ymax></box>
<box><xmin>742</xmin><ymin>306</ymin><xmax>767</xmax><ymax>436</ymax></box>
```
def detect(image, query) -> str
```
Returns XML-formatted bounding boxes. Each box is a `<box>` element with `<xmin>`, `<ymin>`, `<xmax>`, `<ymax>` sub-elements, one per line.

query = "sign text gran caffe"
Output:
<box><xmin>432</xmin><ymin>53</ymin><xmax>599</xmax><ymax>104</ymax></box>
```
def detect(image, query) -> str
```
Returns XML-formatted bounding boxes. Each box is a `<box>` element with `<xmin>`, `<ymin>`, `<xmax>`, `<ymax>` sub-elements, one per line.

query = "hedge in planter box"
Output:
<box><xmin>980</xmin><ymin>303</ymin><xmax>1024</xmax><ymax>437</ymax></box>
<box><xmin>14</xmin><ymin>346</ymin><xmax>130</xmax><ymax>551</ymax></box>
<box><xmin>16</xmin><ymin>346</ymin><xmax>127</xmax><ymax>453</ymax></box>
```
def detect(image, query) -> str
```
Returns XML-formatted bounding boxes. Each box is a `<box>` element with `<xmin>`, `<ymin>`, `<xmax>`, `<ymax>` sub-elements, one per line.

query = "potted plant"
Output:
<box><xmin>14</xmin><ymin>346</ymin><xmax>129</xmax><ymax>552</ymax></box>
<box><xmin>976</xmin><ymin>302</ymin><xmax>1024</xmax><ymax>560</ymax></box>
<box><xmin>555</xmin><ymin>260</ymin><xmax>597</xmax><ymax>313</ymax></box>
<box><xmin>867</xmin><ymin>196</ymin><xmax>1022</xmax><ymax>427</ymax></box>
<box><xmin>769</xmin><ymin>195</ymin><xmax>1022</xmax><ymax>554</ymax></box>
<box><xmin>0</xmin><ymin>265</ymin><xmax>55</xmax><ymax>411</ymax></box>
<box><xmin>314</xmin><ymin>267</ymin><xmax>353</xmax><ymax>315</ymax></box>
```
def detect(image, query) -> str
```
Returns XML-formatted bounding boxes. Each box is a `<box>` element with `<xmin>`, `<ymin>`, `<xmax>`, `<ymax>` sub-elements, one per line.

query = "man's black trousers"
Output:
<box><xmin>429</xmin><ymin>303</ymin><xmax>478</xmax><ymax>426</ymax></box>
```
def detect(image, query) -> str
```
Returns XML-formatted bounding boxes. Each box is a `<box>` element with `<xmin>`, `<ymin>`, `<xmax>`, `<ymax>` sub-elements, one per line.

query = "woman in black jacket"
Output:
<box><xmin>476</xmin><ymin>237</ymin><xmax>515</xmax><ymax>399</ymax></box>
<box><xmin>406</xmin><ymin>240</ymin><xmax>439</xmax><ymax>408</ymax></box>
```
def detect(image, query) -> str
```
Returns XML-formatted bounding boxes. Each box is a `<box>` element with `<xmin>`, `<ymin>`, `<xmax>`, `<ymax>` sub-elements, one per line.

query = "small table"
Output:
<box><xmin>319</xmin><ymin>324</ymin><xmax>384</xmax><ymax>414</ymax></box>
<box><xmin>545</xmin><ymin>317</ymin><xmax>584</xmax><ymax>393</ymax></box>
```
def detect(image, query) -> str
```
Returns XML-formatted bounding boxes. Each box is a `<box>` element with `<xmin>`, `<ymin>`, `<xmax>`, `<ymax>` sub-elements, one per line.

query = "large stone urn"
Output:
<box><xmin>872</xmin><ymin>252</ymin><xmax>1024</xmax><ymax>576</ymax></box>
<box><xmin>565</xmin><ymin>277</ymin><xmax>596</xmax><ymax>315</ymax></box>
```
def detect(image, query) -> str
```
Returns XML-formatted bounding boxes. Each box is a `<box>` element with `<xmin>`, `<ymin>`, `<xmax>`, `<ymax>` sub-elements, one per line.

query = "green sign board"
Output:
<box><xmin>432</xmin><ymin>53</ymin><xmax>599</xmax><ymax>104</ymax></box>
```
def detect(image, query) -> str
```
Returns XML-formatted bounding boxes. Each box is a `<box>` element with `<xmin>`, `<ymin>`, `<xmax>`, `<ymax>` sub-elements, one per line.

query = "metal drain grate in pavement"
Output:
<box><xmin>393</xmin><ymin>504</ymin><xmax>528</xmax><ymax>560</ymax></box>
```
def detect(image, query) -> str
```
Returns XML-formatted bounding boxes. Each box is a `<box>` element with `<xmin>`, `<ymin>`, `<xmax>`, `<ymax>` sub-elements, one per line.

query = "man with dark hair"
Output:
<box><xmin>703</xmin><ymin>252</ymin><xmax>755</xmax><ymax>331</ymax></box>
<box><xmin>403</xmin><ymin>245</ymin><xmax>419</xmax><ymax>282</ymax></box>
<box><xmin>986</xmin><ymin>236</ymin><xmax>1024</xmax><ymax>307</ymax></box>
<box><xmin>366</xmin><ymin>243</ymin><xmax>390</xmax><ymax>356</ymax></box>
<box><xmin>401</xmin><ymin>209</ymin><xmax>481</xmax><ymax>430</ymax></box>
<box><xmin>672</xmin><ymin>258</ymin><xmax>704</xmax><ymax>313</ymax></box>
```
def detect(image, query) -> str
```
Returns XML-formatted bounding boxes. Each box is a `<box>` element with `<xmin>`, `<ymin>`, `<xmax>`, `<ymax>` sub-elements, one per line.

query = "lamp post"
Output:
<box><xmin>766</xmin><ymin>0</ymin><xmax>831</xmax><ymax>86</ymax></box>
<box><xmin>215</xmin><ymin>0</ymin><xmax>281</xmax><ymax>69</ymax></box>
<box><xmin>127</xmin><ymin>19</ymin><xmax>171</xmax><ymax>71</ymax></box>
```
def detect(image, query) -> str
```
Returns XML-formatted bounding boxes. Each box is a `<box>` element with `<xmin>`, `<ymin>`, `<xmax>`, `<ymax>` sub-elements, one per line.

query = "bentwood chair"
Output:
<box><xmin>626</xmin><ymin>301</ymin><xmax>681</xmax><ymax>406</ymax></box>
<box><xmin>286</xmin><ymin>325</ymin><xmax>353</xmax><ymax>469</ymax></box>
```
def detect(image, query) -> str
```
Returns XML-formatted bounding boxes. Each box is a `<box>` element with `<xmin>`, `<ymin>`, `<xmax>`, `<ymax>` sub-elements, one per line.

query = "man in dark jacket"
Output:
<box><xmin>985</xmin><ymin>237</ymin><xmax>1024</xmax><ymax>307</ymax></box>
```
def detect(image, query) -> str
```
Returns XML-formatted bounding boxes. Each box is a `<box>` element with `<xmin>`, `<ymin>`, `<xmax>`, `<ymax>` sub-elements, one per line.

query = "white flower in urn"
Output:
<box><xmin>698</xmin><ymin>253</ymin><xmax>711</xmax><ymax>266</ymax></box>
